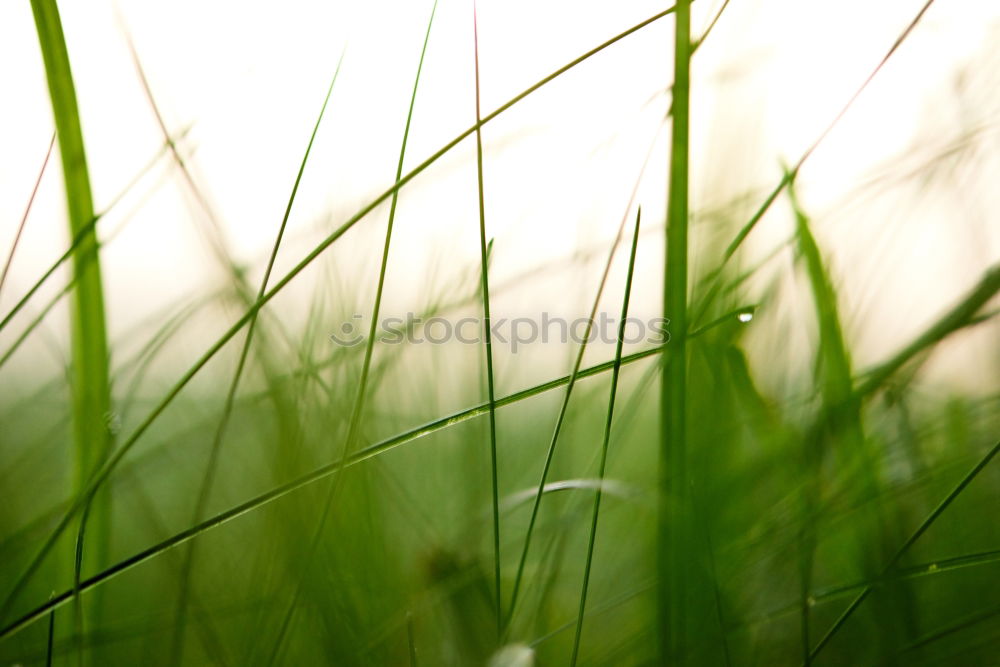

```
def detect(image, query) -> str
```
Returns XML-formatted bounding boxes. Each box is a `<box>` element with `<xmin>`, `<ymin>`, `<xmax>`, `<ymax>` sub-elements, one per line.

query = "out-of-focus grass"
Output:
<box><xmin>2</xmin><ymin>1</ymin><xmax>1000</xmax><ymax>666</ymax></box>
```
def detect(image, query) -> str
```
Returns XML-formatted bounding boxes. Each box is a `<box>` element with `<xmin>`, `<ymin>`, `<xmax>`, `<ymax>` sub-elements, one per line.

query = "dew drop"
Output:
<box><xmin>737</xmin><ymin>312</ymin><xmax>753</xmax><ymax>323</ymax></box>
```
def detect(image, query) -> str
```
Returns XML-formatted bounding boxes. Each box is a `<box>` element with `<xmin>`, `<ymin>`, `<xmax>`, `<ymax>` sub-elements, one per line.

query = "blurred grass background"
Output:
<box><xmin>1</xmin><ymin>0</ymin><xmax>999</xmax><ymax>665</ymax></box>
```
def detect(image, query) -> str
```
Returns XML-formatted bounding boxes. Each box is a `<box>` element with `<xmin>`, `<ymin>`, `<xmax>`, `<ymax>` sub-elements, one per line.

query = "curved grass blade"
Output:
<box><xmin>472</xmin><ymin>2</ymin><xmax>503</xmax><ymax>640</ymax></box>
<box><xmin>856</xmin><ymin>262</ymin><xmax>1000</xmax><ymax>397</ymax></box>
<box><xmin>812</xmin><ymin>548</ymin><xmax>1000</xmax><ymax>607</ymax></box>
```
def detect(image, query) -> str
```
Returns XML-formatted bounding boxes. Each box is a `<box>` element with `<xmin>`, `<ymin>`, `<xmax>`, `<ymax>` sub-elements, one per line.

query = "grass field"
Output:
<box><xmin>1</xmin><ymin>1</ymin><xmax>999</xmax><ymax>665</ymax></box>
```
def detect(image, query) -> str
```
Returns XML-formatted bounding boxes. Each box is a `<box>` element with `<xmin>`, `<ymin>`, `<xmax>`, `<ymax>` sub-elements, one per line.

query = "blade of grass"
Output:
<box><xmin>787</xmin><ymin>174</ymin><xmax>863</xmax><ymax>665</ymax></box>
<box><xmin>0</xmin><ymin>6</ymin><xmax>682</xmax><ymax>619</ymax></box>
<box><xmin>788</xmin><ymin>176</ymin><xmax>857</xmax><ymax>424</ymax></box>
<box><xmin>810</xmin><ymin>548</ymin><xmax>1000</xmax><ymax>606</ymax></box>
<box><xmin>692</xmin><ymin>0</ymin><xmax>730</xmax><ymax>51</ymax></box>
<box><xmin>0</xmin><ymin>132</ymin><xmax>55</xmax><ymax>298</ymax></box>
<box><xmin>856</xmin><ymin>262</ymin><xmax>1000</xmax><ymax>397</ymax></box>
<box><xmin>660</xmin><ymin>0</ymin><xmax>691</xmax><ymax>663</ymax></box>
<box><xmin>737</xmin><ymin>546</ymin><xmax>1000</xmax><ymax>634</ymax></box>
<box><xmin>570</xmin><ymin>208</ymin><xmax>642</xmax><ymax>666</ymax></box>
<box><xmin>30</xmin><ymin>0</ymin><xmax>113</xmax><ymax>655</ymax></box>
<box><xmin>472</xmin><ymin>2</ymin><xmax>503</xmax><ymax>641</ymax></box>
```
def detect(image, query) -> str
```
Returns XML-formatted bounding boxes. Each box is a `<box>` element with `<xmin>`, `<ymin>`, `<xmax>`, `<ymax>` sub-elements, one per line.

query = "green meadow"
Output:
<box><xmin>1</xmin><ymin>1</ymin><xmax>999</xmax><ymax>665</ymax></box>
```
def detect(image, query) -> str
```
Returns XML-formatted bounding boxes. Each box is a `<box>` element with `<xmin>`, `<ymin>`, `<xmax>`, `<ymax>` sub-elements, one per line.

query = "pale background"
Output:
<box><xmin>1</xmin><ymin>0</ymin><xmax>998</xmax><ymax>397</ymax></box>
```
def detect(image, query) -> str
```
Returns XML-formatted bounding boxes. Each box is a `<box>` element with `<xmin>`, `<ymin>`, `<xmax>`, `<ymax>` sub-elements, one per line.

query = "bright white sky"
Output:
<box><xmin>1</xmin><ymin>0</ymin><xmax>998</xmax><ymax>392</ymax></box>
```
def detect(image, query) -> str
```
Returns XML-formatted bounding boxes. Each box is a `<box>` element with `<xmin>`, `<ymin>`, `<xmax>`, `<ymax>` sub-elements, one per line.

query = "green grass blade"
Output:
<box><xmin>30</xmin><ymin>0</ymin><xmax>113</xmax><ymax>652</ymax></box>
<box><xmin>787</xmin><ymin>176</ymin><xmax>856</xmax><ymax>413</ymax></box>
<box><xmin>570</xmin><ymin>208</ymin><xmax>642</xmax><ymax>666</ymax></box>
<box><xmin>807</xmin><ymin>549</ymin><xmax>1000</xmax><ymax>607</ymax></box>
<box><xmin>856</xmin><ymin>262</ymin><xmax>1000</xmax><ymax>397</ymax></box>
<box><xmin>787</xmin><ymin>175</ymin><xmax>862</xmax><ymax>665</ymax></box>
<box><xmin>660</xmin><ymin>0</ymin><xmax>691</xmax><ymax>663</ymax></box>
<box><xmin>693</xmin><ymin>0</ymin><xmax>731</xmax><ymax>51</ymax></box>
<box><xmin>31</xmin><ymin>0</ymin><xmax>112</xmax><ymax>485</ymax></box>
<box><xmin>472</xmin><ymin>2</ymin><xmax>503</xmax><ymax>641</ymax></box>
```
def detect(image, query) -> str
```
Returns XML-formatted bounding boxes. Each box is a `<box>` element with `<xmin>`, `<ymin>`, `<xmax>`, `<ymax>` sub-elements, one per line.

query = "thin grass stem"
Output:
<box><xmin>472</xmin><ymin>2</ymin><xmax>504</xmax><ymax>642</ymax></box>
<box><xmin>570</xmin><ymin>208</ymin><xmax>642</xmax><ymax>665</ymax></box>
